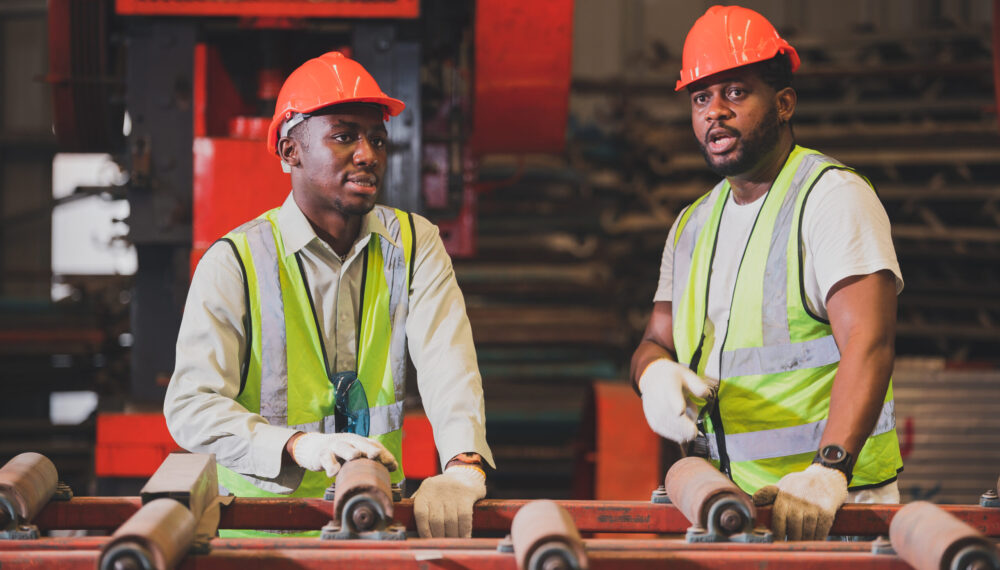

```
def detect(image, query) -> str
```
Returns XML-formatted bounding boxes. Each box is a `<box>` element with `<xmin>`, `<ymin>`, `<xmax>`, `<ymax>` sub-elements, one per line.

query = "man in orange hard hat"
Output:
<box><xmin>165</xmin><ymin>52</ymin><xmax>494</xmax><ymax>539</ymax></box>
<box><xmin>631</xmin><ymin>6</ymin><xmax>903</xmax><ymax>541</ymax></box>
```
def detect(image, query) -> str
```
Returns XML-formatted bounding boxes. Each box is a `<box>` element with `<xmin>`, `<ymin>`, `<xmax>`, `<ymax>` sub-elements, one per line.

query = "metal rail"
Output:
<box><xmin>31</xmin><ymin>497</ymin><xmax>1000</xmax><ymax>536</ymax></box>
<box><xmin>0</xmin><ymin>541</ymin><xmax>926</xmax><ymax>570</ymax></box>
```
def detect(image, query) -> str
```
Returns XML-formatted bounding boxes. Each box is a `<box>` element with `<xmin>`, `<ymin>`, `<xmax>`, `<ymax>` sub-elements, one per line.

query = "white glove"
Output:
<box><xmin>752</xmin><ymin>464</ymin><xmax>848</xmax><ymax>541</ymax></box>
<box><xmin>412</xmin><ymin>465</ymin><xmax>486</xmax><ymax>538</ymax></box>
<box><xmin>638</xmin><ymin>358</ymin><xmax>717</xmax><ymax>444</ymax></box>
<box><xmin>290</xmin><ymin>432</ymin><xmax>398</xmax><ymax>477</ymax></box>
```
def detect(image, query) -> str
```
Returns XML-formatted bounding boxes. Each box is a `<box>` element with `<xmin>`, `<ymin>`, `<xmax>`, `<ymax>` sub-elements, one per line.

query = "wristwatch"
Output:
<box><xmin>813</xmin><ymin>444</ymin><xmax>855</xmax><ymax>483</ymax></box>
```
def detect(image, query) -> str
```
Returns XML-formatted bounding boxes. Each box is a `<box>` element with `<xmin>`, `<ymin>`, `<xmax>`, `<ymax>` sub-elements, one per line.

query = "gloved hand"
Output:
<box><xmin>290</xmin><ymin>432</ymin><xmax>397</xmax><ymax>477</ymax></box>
<box><xmin>412</xmin><ymin>465</ymin><xmax>486</xmax><ymax>538</ymax></box>
<box><xmin>638</xmin><ymin>358</ymin><xmax>718</xmax><ymax>443</ymax></box>
<box><xmin>752</xmin><ymin>464</ymin><xmax>849</xmax><ymax>541</ymax></box>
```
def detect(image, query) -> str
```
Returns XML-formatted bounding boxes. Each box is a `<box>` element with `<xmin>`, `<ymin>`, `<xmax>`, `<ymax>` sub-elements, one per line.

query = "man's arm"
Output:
<box><xmin>630</xmin><ymin>301</ymin><xmax>676</xmax><ymax>392</ymax></box>
<box><xmin>404</xmin><ymin>214</ymin><xmax>494</xmax><ymax>469</ymax></box>
<box><xmin>164</xmin><ymin>242</ymin><xmax>301</xmax><ymax>483</ymax></box>
<box><xmin>821</xmin><ymin>270</ymin><xmax>897</xmax><ymax>459</ymax></box>
<box><xmin>405</xmin><ymin>215</ymin><xmax>493</xmax><ymax>538</ymax></box>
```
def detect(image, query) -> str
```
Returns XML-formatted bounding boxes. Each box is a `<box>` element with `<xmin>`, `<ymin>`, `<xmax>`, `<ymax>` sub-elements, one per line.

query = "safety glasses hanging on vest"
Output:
<box><xmin>331</xmin><ymin>371</ymin><xmax>370</xmax><ymax>437</ymax></box>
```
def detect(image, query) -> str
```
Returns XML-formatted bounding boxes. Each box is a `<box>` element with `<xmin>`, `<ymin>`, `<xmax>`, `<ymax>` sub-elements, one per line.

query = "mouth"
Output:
<box><xmin>346</xmin><ymin>174</ymin><xmax>378</xmax><ymax>194</ymax></box>
<box><xmin>706</xmin><ymin>128</ymin><xmax>739</xmax><ymax>154</ymax></box>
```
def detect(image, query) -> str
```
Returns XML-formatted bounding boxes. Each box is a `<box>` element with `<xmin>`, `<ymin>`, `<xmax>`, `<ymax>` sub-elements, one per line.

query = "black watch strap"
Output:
<box><xmin>813</xmin><ymin>444</ymin><xmax>855</xmax><ymax>483</ymax></box>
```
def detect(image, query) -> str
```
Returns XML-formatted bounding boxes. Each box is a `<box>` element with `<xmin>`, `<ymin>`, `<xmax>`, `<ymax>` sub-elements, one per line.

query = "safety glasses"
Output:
<box><xmin>331</xmin><ymin>371</ymin><xmax>370</xmax><ymax>437</ymax></box>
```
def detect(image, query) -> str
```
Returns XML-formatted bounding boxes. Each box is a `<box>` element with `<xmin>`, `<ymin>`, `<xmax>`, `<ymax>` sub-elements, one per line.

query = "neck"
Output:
<box><xmin>292</xmin><ymin>192</ymin><xmax>362</xmax><ymax>257</ymax></box>
<box><xmin>727</xmin><ymin>134</ymin><xmax>795</xmax><ymax>205</ymax></box>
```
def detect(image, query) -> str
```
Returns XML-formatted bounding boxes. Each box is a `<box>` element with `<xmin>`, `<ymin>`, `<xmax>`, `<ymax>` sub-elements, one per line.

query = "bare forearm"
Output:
<box><xmin>630</xmin><ymin>340</ymin><xmax>674</xmax><ymax>390</ymax></box>
<box><xmin>822</xmin><ymin>271</ymin><xmax>898</xmax><ymax>458</ymax></box>
<box><xmin>631</xmin><ymin>302</ymin><xmax>678</xmax><ymax>391</ymax></box>
<box><xmin>822</xmin><ymin>337</ymin><xmax>894</xmax><ymax>457</ymax></box>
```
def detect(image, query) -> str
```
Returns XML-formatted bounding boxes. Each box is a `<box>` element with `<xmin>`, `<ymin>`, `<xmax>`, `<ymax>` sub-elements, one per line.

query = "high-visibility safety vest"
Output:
<box><xmin>215</xmin><ymin>204</ymin><xmax>415</xmax><ymax>501</ymax></box>
<box><xmin>671</xmin><ymin>145</ymin><xmax>902</xmax><ymax>493</ymax></box>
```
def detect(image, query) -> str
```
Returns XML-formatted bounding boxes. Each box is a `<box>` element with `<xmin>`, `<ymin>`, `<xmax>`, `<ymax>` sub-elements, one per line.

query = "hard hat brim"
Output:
<box><xmin>266</xmin><ymin>96</ymin><xmax>405</xmax><ymax>155</ymax></box>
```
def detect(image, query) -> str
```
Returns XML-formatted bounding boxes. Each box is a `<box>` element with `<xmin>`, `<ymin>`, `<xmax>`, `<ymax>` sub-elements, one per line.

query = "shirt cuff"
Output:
<box><xmin>253</xmin><ymin>424</ymin><xmax>301</xmax><ymax>478</ymax></box>
<box><xmin>437</xmin><ymin>437</ymin><xmax>495</xmax><ymax>471</ymax></box>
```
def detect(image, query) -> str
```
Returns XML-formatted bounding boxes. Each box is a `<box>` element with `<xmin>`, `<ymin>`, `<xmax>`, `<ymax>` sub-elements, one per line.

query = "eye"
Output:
<box><xmin>692</xmin><ymin>92</ymin><xmax>709</xmax><ymax>105</ymax></box>
<box><xmin>331</xmin><ymin>132</ymin><xmax>357</xmax><ymax>143</ymax></box>
<box><xmin>727</xmin><ymin>86</ymin><xmax>747</xmax><ymax>99</ymax></box>
<box><xmin>369</xmin><ymin>135</ymin><xmax>387</xmax><ymax>149</ymax></box>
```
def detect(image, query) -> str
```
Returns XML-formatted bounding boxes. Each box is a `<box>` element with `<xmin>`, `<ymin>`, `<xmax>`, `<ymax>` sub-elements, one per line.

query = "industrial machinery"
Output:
<box><xmin>3</xmin><ymin>453</ymin><xmax>1000</xmax><ymax>569</ymax></box>
<box><xmin>889</xmin><ymin>501</ymin><xmax>1000</xmax><ymax>570</ymax></box>
<box><xmin>509</xmin><ymin>500</ymin><xmax>587</xmax><ymax>570</ymax></box>
<box><xmin>46</xmin><ymin>0</ymin><xmax>574</xmax><ymax>413</ymax></box>
<box><xmin>0</xmin><ymin>453</ymin><xmax>63</xmax><ymax>540</ymax></box>
<box><xmin>663</xmin><ymin>456</ymin><xmax>770</xmax><ymax>543</ymax></box>
<box><xmin>321</xmin><ymin>457</ymin><xmax>405</xmax><ymax>540</ymax></box>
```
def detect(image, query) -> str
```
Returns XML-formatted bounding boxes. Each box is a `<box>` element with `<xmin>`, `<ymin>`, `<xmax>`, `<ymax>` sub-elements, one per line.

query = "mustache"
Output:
<box><xmin>706</xmin><ymin>125</ymin><xmax>740</xmax><ymax>145</ymax></box>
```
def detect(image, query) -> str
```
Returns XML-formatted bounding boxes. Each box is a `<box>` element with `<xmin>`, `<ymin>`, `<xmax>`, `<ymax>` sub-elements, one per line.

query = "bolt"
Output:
<box><xmin>718</xmin><ymin>507</ymin><xmax>745</xmax><ymax>534</ymax></box>
<box><xmin>981</xmin><ymin>489</ymin><xmax>998</xmax><ymax>500</ymax></box>
<box><xmin>113</xmin><ymin>554</ymin><xmax>143</xmax><ymax>570</ymax></box>
<box><xmin>351</xmin><ymin>504</ymin><xmax>377</xmax><ymax>531</ymax></box>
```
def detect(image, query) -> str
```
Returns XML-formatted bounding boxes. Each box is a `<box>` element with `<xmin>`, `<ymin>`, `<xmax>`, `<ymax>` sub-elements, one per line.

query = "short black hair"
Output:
<box><xmin>745</xmin><ymin>53</ymin><xmax>794</xmax><ymax>91</ymax></box>
<box><xmin>287</xmin><ymin>119</ymin><xmax>310</xmax><ymax>150</ymax></box>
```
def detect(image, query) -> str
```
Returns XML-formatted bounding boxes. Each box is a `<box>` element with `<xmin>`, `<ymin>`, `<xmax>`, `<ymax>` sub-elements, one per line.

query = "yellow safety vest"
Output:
<box><xmin>672</xmin><ymin>145</ymin><xmax>902</xmax><ymax>493</ymax></box>
<box><xmin>215</xmin><ymin>205</ymin><xmax>414</xmax><ymax>506</ymax></box>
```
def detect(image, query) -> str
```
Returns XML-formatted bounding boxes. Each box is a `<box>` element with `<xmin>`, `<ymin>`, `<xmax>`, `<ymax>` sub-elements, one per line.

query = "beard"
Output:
<box><xmin>699</xmin><ymin>107</ymin><xmax>781</xmax><ymax>178</ymax></box>
<box><xmin>332</xmin><ymin>195</ymin><xmax>377</xmax><ymax>218</ymax></box>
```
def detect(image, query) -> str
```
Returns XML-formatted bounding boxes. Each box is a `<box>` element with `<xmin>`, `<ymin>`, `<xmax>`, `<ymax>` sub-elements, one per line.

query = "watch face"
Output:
<box><xmin>821</xmin><ymin>444</ymin><xmax>846</xmax><ymax>463</ymax></box>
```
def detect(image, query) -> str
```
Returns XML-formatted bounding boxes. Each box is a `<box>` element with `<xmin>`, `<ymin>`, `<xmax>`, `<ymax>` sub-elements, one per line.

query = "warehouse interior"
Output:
<box><xmin>0</xmin><ymin>0</ymin><xmax>998</xmax><ymax>555</ymax></box>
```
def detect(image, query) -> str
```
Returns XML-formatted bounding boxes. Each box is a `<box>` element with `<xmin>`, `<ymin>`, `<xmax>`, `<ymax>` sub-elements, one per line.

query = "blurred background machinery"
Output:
<box><xmin>0</xmin><ymin>0</ymin><xmax>997</xmax><ymax>509</ymax></box>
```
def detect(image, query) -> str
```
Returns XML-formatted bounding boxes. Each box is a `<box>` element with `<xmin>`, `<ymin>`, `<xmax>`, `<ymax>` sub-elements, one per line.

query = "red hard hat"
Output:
<box><xmin>675</xmin><ymin>5</ymin><xmax>800</xmax><ymax>91</ymax></box>
<box><xmin>267</xmin><ymin>51</ymin><xmax>405</xmax><ymax>154</ymax></box>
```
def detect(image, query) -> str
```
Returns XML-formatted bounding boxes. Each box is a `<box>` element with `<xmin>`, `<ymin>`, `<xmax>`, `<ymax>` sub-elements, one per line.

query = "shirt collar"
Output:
<box><xmin>276</xmin><ymin>192</ymin><xmax>400</xmax><ymax>256</ymax></box>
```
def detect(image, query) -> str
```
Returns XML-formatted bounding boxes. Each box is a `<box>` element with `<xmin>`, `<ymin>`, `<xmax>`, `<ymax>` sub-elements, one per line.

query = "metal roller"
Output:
<box><xmin>0</xmin><ymin>452</ymin><xmax>59</xmax><ymax>529</ymax></box>
<box><xmin>890</xmin><ymin>501</ymin><xmax>1000</xmax><ymax>570</ymax></box>
<box><xmin>510</xmin><ymin>500</ymin><xmax>588</xmax><ymax>570</ymax></box>
<box><xmin>99</xmin><ymin>498</ymin><xmax>196</xmax><ymax>570</ymax></box>
<box><xmin>664</xmin><ymin>457</ymin><xmax>757</xmax><ymax>539</ymax></box>
<box><xmin>332</xmin><ymin>458</ymin><xmax>394</xmax><ymax>533</ymax></box>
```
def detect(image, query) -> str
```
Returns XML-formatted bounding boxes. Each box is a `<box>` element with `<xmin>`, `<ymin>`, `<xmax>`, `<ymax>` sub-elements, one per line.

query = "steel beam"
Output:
<box><xmin>0</xmin><ymin>545</ymin><xmax>922</xmax><ymax>570</ymax></box>
<box><xmin>31</xmin><ymin>498</ymin><xmax>1000</xmax><ymax>537</ymax></box>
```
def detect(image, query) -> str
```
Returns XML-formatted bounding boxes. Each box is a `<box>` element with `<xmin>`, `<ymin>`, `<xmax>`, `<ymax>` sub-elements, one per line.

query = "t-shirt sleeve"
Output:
<box><xmin>801</xmin><ymin>168</ymin><xmax>904</xmax><ymax>317</ymax></box>
<box><xmin>653</xmin><ymin>216</ymin><xmax>682</xmax><ymax>303</ymax></box>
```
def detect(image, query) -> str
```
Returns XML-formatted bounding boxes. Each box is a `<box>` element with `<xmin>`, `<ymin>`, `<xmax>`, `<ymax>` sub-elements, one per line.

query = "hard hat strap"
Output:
<box><xmin>279</xmin><ymin>112</ymin><xmax>311</xmax><ymax>139</ymax></box>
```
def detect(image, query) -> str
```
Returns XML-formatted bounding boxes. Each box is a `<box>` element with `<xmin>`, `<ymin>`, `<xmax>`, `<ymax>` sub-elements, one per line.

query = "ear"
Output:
<box><xmin>277</xmin><ymin>136</ymin><xmax>300</xmax><ymax>167</ymax></box>
<box><xmin>776</xmin><ymin>87</ymin><xmax>797</xmax><ymax>124</ymax></box>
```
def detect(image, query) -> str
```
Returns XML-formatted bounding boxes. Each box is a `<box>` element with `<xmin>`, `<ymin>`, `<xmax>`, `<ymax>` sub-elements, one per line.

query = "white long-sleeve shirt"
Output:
<box><xmin>164</xmin><ymin>193</ymin><xmax>494</xmax><ymax>487</ymax></box>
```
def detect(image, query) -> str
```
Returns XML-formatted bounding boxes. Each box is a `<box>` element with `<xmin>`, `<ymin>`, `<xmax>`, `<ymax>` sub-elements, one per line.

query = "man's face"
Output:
<box><xmin>289</xmin><ymin>104</ymin><xmax>388</xmax><ymax>218</ymax></box>
<box><xmin>688</xmin><ymin>69</ymin><xmax>783</xmax><ymax>178</ymax></box>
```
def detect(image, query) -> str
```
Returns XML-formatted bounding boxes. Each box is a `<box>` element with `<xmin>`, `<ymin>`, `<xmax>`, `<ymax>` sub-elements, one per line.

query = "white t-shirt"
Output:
<box><xmin>654</xmin><ymin>168</ymin><xmax>903</xmax><ymax>381</ymax></box>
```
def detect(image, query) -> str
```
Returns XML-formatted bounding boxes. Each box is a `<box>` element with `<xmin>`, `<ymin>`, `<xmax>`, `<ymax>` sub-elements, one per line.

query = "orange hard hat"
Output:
<box><xmin>675</xmin><ymin>5</ymin><xmax>800</xmax><ymax>91</ymax></box>
<box><xmin>267</xmin><ymin>51</ymin><xmax>405</xmax><ymax>154</ymax></box>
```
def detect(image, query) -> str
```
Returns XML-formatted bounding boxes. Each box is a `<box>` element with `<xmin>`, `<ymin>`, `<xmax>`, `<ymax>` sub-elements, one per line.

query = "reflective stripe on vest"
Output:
<box><xmin>672</xmin><ymin>145</ymin><xmax>902</xmax><ymax>492</ymax></box>
<box><xmin>219</xmin><ymin>205</ymin><xmax>413</xmax><ymax>498</ymax></box>
<box><xmin>706</xmin><ymin>400</ymin><xmax>896</xmax><ymax>462</ymax></box>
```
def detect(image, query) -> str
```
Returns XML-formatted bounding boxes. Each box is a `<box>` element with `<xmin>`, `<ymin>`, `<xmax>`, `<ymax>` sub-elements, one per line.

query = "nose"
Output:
<box><xmin>353</xmin><ymin>137</ymin><xmax>379</xmax><ymax>167</ymax></box>
<box><xmin>705</xmin><ymin>95</ymin><xmax>733</xmax><ymax>122</ymax></box>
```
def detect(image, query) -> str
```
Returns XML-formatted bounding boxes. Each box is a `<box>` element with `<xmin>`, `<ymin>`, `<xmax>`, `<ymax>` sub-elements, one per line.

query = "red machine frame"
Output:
<box><xmin>115</xmin><ymin>0</ymin><xmax>420</xmax><ymax>18</ymax></box>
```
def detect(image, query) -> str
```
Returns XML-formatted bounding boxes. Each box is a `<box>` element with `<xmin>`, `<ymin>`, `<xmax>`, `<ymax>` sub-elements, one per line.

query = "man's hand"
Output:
<box><xmin>639</xmin><ymin>358</ymin><xmax>717</xmax><ymax>443</ymax></box>
<box><xmin>412</xmin><ymin>465</ymin><xmax>486</xmax><ymax>538</ymax></box>
<box><xmin>752</xmin><ymin>464</ymin><xmax>848</xmax><ymax>540</ymax></box>
<box><xmin>290</xmin><ymin>432</ymin><xmax>397</xmax><ymax>477</ymax></box>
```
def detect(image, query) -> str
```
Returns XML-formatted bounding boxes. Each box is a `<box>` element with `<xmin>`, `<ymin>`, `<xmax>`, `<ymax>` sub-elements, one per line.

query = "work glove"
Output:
<box><xmin>752</xmin><ymin>464</ymin><xmax>849</xmax><ymax>541</ymax></box>
<box><xmin>412</xmin><ymin>465</ymin><xmax>486</xmax><ymax>538</ymax></box>
<box><xmin>290</xmin><ymin>432</ymin><xmax>397</xmax><ymax>477</ymax></box>
<box><xmin>638</xmin><ymin>358</ymin><xmax>718</xmax><ymax>444</ymax></box>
